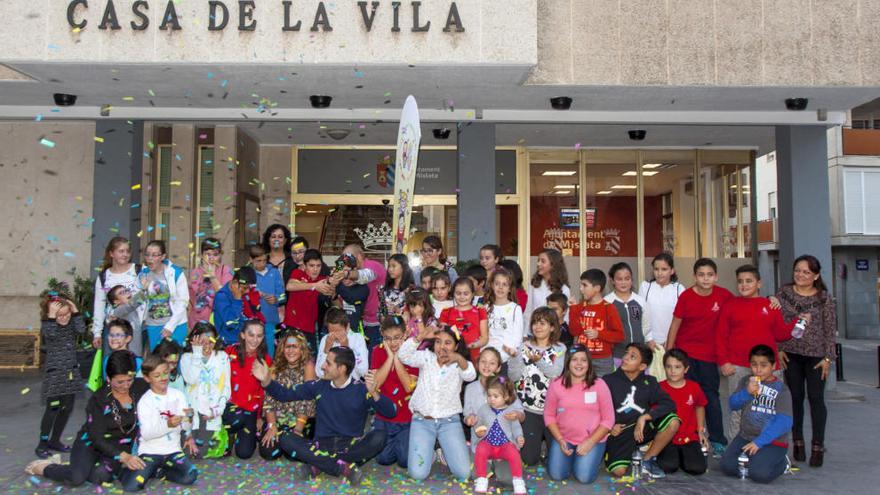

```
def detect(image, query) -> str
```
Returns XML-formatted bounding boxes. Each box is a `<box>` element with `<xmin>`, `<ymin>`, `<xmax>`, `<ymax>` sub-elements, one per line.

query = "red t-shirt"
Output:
<box><xmin>568</xmin><ymin>301</ymin><xmax>625</xmax><ymax>359</ymax></box>
<box><xmin>672</xmin><ymin>286</ymin><xmax>733</xmax><ymax>362</ymax></box>
<box><xmin>283</xmin><ymin>269</ymin><xmax>327</xmax><ymax>333</ymax></box>
<box><xmin>370</xmin><ymin>345</ymin><xmax>419</xmax><ymax>423</ymax></box>
<box><xmin>660</xmin><ymin>379</ymin><xmax>707</xmax><ymax>445</ymax></box>
<box><xmin>516</xmin><ymin>288</ymin><xmax>528</xmax><ymax>312</ymax></box>
<box><xmin>226</xmin><ymin>345</ymin><xmax>272</xmax><ymax>413</ymax></box>
<box><xmin>715</xmin><ymin>297</ymin><xmax>794</xmax><ymax>368</ymax></box>
<box><xmin>440</xmin><ymin>306</ymin><xmax>488</xmax><ymax>362</ymax></box>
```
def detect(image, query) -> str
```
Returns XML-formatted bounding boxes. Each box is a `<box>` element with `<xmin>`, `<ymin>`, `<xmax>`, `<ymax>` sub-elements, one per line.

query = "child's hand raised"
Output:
<box><xmin>47</xmin><ymin>301</ymin><xmax>63</xmax><ymax>319</ymax></box>
<box><xmin>251</xmin><ymin>359</ymin><xmax>270</xmax><ymax>385</ymax></box>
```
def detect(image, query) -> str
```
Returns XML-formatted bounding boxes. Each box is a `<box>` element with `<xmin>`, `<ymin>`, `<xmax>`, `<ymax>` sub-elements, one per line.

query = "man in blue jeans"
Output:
<box><xmin>252</xmin><ymin>346</ymin><xmax>394</xmax><ymax>486</ymax></box>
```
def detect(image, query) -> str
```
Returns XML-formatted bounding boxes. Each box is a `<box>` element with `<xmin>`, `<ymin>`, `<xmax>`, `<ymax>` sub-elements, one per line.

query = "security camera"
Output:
<box><xmin>381</xmin><ymin>199</ymin><xmax>390</xmax><ymax>206</ymax></box>
<box><xmin>53</xmin><ymin>93</ymin><xmax>77</xmax><ymax>106</ymax></box>
<box><xmin>432</xmin><ymin>128</ymin><xmax>451</xmax><ymax>140</ymax></box>
<box><xmin>550</xmin><ymin>96</ymin><xmax>573</xmax><ymax>110</ymax></box>
<box><xmin>628</xmin><ymin>130</ymin><xmax>646</xmax><ymax>141</ymax></box>
<box><xmin>785</xmin><ymin>98</ymin><xmax>808</xmax><ymax>111</ymax></box>
<box><xmin>309</xmin><ymin>95</ymin><xmax>332</xmax><ymax>108</ymax></box>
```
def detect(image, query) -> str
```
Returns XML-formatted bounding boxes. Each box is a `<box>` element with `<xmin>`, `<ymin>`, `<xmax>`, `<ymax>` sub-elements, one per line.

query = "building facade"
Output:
<box><xmin>2</xmin><ymin>0</ymin><xmax>880</xmax><ymax>341</ymax></box>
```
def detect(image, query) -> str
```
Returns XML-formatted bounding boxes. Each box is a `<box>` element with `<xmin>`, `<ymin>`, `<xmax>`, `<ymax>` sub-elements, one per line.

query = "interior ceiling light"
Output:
<box><xmin>611</xmin><ymin>184</ymin><xmax>637</xmax><ymax>190</ymax></box>
<box><xmin>622</xmin><ymin>171</ymin><xmax>659</xmax><ymax>176</ymax></box>
<box><xmin>542</xmin><ymin>170</ymin><xmax>577</xmax><ymax>176</ymax></box>
<box><xmin>642</xmin><ymin>163</ymin><xmax>663</xmax><ymax>169</ymax></box>
<box><xmin>597</xmin><ymin>190</ymin><xmax>613</xmax><ymax>195</ymax></box>
<box><xmin>553</xmin><ymin>185</ymin><xmax>576</xmax><ymax>189</ymax></box>
<box><xmin>553</xmin><ymin>190</ymin><xmax>571</xmax><ymax>195</ymax></box>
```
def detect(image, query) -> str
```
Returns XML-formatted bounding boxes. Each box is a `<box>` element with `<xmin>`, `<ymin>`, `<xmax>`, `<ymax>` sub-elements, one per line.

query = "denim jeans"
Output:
<box><xmin>408</xmin><ymin>414</ymin><xmax>471</xmax><ymax>481</ymax></box>
<box><xmin>145</xmin><ymin>322</ymin><xmax>187</xmax><ymax>351</ymax></box>
<box><xmin>547</xmin><ymin>440</ymin><xmax>606</xmax><ymax>484</ymax></box>
<box><xmin>119</xmin><ymin>452</ymin><xmax>197</xmax><ymax>492</ymax></box>
<box><xmin>372</xmin><ymin>418</ymin><xmax>410</xmax><ymax>468</ymax></box>
<box><xmin>720</xmin><ymin>435</ymin><xmax>787</xmax><ymax>484</ymax></box>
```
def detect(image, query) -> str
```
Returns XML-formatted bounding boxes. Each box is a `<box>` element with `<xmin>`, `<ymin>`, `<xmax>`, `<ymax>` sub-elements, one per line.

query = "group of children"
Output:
<box><xmin>28</xmin><ymin>238</ymin><xmax>810</xmax><ymax>492</ymax></box>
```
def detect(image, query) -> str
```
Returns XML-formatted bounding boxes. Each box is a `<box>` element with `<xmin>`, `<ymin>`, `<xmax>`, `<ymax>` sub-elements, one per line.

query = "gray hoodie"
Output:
<box><xmin>474</xmin><ymin>403</ymin><xmax>524</xmax><ymax>446</ymax></box>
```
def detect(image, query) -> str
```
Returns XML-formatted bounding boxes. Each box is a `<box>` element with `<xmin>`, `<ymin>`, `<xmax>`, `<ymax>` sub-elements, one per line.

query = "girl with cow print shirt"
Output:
<box><xmin>507</xmin><ymin>307</ymin><xmax>565</xmax><ymax>466</ymax></box>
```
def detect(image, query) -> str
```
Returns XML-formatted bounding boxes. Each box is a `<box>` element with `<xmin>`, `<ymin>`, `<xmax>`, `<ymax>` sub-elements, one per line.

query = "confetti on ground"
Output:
<box><xmin>39</xmin><ymin>138</ymin><xmax>55</xmax><ymax>148</ymax></box>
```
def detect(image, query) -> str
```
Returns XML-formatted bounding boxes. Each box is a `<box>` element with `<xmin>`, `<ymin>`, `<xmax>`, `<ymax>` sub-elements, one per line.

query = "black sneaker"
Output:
<box><xmin>34</xmin><ymin>444</ymin><xmax>51</xmax><ymax>459</ymax></box>
<box><xmin>47</xmin><ymin>441</ymin><xmax>71</xmax><ymax>453</ymax></box>
<box><xmin>341</xmin><ymin>463</ymin><xmax>363</xmax><ymax>486</ymax></box>
<box><xmin>642</xmin><ymin>456</ymin><xmax>666</xmax><ymax>479</ymax></box>
<box><xmin>297</xmin><ymin>463</ymin><xmax>318</xmax><ymax>481</ymax></box>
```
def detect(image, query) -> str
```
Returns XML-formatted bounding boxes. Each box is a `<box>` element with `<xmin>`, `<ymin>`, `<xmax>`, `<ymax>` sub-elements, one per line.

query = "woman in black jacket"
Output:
<box><xmin>26</xmin><ymin>351</ymin><xmax>150</xmax><ymax>487</ymax></box>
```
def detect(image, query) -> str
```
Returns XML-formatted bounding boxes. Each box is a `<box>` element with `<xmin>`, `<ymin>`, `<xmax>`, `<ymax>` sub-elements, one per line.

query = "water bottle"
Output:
<box><xmin>737</xmin><ymin>452</ymin><xmax>750</xmax><ymax>480</ymax></box>
<box><xmin>791</xmin><ymin>318</ymin><xmax>807</xmax><ymax>339</ymax></box>
<box><xmin>701</xmin><ymin>444</ymin><xmax>709</xmax><ymax>459</ymax></box>
<box><xmin>631</xmin><ymin>449</ymin><xmax>643</xmax><ymax>479</ymax></box>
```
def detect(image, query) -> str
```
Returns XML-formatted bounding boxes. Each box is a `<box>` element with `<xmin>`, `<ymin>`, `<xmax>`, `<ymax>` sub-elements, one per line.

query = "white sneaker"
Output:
<box><xmin>512</xmin><ymin>477</ymin><xmax>527</xmax><ymax>495</ymax></box>
<box><xmin>474</xmin><ymin>477</ymin><xmax>489</xmax><ymax>494</ymax></box>
<box><xmin>435</xmin><ymin>448</ymin><xmax>447</xmax><ymax>467</ymax></box>
<box><xmin>49</xmin><ymin>454</ymin><xmax>61</xmax><ymax>465</ymax></box>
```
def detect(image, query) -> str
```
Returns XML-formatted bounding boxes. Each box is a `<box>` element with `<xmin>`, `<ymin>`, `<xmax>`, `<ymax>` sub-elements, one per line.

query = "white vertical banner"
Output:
<box><xmin>392</xmin><ymin>95</ymin><xmax>422</xmax><ymax>254</ymax></box>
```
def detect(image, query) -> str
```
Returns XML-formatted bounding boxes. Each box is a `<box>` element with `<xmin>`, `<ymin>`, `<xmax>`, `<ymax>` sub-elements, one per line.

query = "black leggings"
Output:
<box><xmin>39</xmin><ymin>394</ymin><xmax>75</xmax><ymax>444</ymax></box>
<box><xmin>43</xmin><ymin>438</ymin><xmax>118</xmax><ymax>487</ymax></box>
<box><xmin>222</xmin><ymin>403</ymin><xmax>259</xmax><ymax>459</ymax></box>
<box><xmin>521</xmin><ymin>410</ymin><xmax>552</xmax><ymax>466</ymax></box>
<box><xmin>784</xmin><ymin>352</ymin><xmax>827</xmax><ymax>444</ymax></box>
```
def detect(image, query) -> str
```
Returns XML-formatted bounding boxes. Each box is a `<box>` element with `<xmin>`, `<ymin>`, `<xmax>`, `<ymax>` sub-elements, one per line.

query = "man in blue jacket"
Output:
<box><xmin>252</xmin><ymin>346</ymin><xmax>394</xmax><ymax>486</ymax></box>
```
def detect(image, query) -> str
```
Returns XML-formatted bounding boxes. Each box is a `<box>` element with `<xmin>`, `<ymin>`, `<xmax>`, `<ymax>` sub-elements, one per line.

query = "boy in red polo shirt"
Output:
<box><xmin>368</xmin><ymin>316</ymin><xmax>419</xmax><ymax>468</ymax></box>
<box><xmin>716</xmin><ymin>264</ymin><xmax>801</xmax><ymax>438</ymax></box>
<box><xmin>658</xmin><ymin>349</ymin><xmax>708</xmax><ymax>475</ymax></box>
<box><xmin>569</xmin><ymin>269</ymin><xmax>624</xmax><ymax>377</ymax></box>
<box><xmin>284</xmin><ymin>249</ymin><xmax>329</xmax><ymax>354</ymax></box>
<box><xmin>666</xmin><ymin>258</ymin><xmax>733</xmax><ymax>456</ymax></box>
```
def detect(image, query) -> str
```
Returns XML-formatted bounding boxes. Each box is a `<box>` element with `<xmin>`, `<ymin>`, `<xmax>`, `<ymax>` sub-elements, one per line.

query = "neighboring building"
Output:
<box><xmin>758</xmin><ymin>100</ymin><xmax>880</xmax><ymax>339</ymax></box>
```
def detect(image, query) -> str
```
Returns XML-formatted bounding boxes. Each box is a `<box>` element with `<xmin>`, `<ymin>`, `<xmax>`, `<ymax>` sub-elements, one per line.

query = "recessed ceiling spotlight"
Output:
<box><xmin>309</xmin><ymin>95</ymin><xmax>332</xmax><ymax>108</ymax></box>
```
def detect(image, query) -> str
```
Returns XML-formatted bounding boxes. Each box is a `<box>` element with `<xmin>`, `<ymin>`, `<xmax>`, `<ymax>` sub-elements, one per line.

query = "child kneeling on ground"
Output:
<box><xmin>120</xmin><ymin>354</ymin><xmax>198</xmax><ymax>492</ymax></box>
<box><xmin>720</xmin><ymin>345</ymin><xmax>793</xmax><ymax>484</ymax></box>
<box><xmin>603</xmin><ymin>343</ymin><xmax>680</xmax><ymax>479</ymax></box>
<box><xmin>658</xmin><ymin>349</ymin><xmax>709</xmax><ymax>475</ymax></box>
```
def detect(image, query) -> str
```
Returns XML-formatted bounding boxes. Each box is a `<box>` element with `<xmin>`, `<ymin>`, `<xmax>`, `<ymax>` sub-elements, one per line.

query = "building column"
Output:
<box><xmin>457</xmin><ymin>123</ymin><xmax>496</xmax><ymax>260</ymax></box>
<box><xmin>213</xmin><ymin>125</ymin><xmax>238</xmax><ymax>267</ymax></box>
<box><xmin>775</xmin><ymin>125</ymin><xmax>833</xmax><ymax>286</ymax></box>
<box><xmin>91</xmin><ymin>120</ymin><xmax>144</xmax><ymax>269</ymax></box>
<box><xmin>169</xmin><ymin>124</ymin><xmax>196</xmax><ymax>268</ymax></box>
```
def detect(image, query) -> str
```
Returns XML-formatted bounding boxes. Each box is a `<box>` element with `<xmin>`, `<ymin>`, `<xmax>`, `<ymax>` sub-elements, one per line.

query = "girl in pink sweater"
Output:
<box><xmin>544</xmin><ymin>344</ymin><xmax>615</xmax><ymax>484</ymax></box>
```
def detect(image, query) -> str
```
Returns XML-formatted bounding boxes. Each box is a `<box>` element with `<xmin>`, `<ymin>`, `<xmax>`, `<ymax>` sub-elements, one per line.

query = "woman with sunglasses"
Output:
<box><xmin>260</xmin><ymin>330</ymin><xmax>317</xmax><ymax>459</ymax></box>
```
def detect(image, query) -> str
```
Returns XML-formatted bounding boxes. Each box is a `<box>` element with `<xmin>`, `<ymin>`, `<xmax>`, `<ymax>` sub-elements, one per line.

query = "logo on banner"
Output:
<box><xmin>603</xmin><ymin>228</ymin><xmax>621</xmax><ymax>255</ymax></box>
